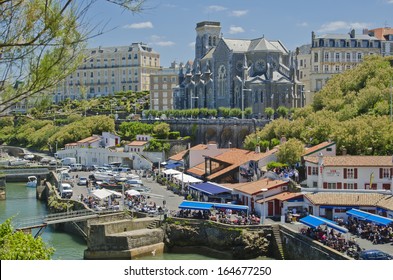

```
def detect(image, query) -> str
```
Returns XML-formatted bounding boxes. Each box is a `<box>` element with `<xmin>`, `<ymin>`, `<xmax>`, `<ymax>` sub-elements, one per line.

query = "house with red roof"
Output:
<box><xmin>304</xmin><ymin>154</ymin><xmax>393</xmax><ymax>192</ymax></box>
<box><xmin>187</xmin><ymin>147</ymin><xmax>278</xmax><ymax>184</ymax></box>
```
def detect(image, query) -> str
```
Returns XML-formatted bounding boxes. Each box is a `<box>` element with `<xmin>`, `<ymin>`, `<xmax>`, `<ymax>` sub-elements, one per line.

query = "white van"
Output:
<box><xmin>70</xmin><ymin>163</ymin><xmax>82</xmax><ymax>171</ymax></box>
<box><xmin>59</xmin><ymin>183</ymin><xmax>73</xmax><ymax>199</ymax></box>
<box><xmin>126</xmin><ymin>179</ymin><xmax>143</xmax><ymax>186</ymax></box>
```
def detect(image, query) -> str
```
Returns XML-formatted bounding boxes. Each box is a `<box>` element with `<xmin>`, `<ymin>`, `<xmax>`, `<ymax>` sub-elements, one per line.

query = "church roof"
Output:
<box><xmin>222</xmin><ymin>37</ymin><xmax>288</xmax><ymax>54</ymax></box>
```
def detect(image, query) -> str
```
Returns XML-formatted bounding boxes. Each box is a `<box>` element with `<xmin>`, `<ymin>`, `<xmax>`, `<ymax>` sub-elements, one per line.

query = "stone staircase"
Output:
<box><xmin>271</xmin><ymin>224</ymin><xmax>285</xmax><ymax>260</ymax></box>
<box><xmin>146</xmin><ymin>219</ymin><xmax>160</xmax><ymax>229</ymax></box>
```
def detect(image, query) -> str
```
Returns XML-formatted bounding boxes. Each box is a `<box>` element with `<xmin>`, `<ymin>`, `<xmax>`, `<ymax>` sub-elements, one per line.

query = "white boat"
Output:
<box><xmin>26</xmin><ymin>176</ymin><xmax>37</xmax><ymax>188</ymax></box>
<box><xmin>92</xmin><ymin>171</ymin><xmax>115</xmax><ymax>181</ymax></box>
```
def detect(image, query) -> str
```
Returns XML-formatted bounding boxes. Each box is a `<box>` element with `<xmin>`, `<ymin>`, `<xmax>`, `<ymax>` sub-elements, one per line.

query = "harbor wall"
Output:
<box><xmin>280</xmin><ymin>224</ymin><xmax>350</xmax><ymax>260</ymax></box>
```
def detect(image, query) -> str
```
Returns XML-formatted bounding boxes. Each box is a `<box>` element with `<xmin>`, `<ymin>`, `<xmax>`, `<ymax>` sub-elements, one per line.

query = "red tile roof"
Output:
<box><xmin>187</xmin><ymin>148</ymin><xmax>277</xmax><ymax>180</ymax></box>
<box><xmin>304</xmin><ymin>192</ymin><xmax>390</xmax><ymax>208</ymax></box>
<box><xmin>169</xmin><ymin>149</ymin><xmax>187</xmax><ymax>161</ymax></box>
<box><xmin>77</xmin><ymin>135</ymin><xmax>101</xmax><ymax>144</ymax></box>
<box><xmin>256</xmin><ymin>191</ymin><xmax>303</xmax><ymax>203</ymax></box>
<box><xmin>303</xmin><ymin>141</ymin><xmax>335</xmax><ymax>156</ymax></box>
<box><xmin>190</xmin><ymin>144</ymin><xmax>208</xmax><ymax>151</ymax></box>
<box><xmin>231</xmin><ymin>178</ymin><xmax>287</xmax><ymax>195</ymax></box>
<box><xmin>304</xmin><ymin>156</ymin><xmax>393</xmax><ymax>167</ymax></box>
<box><xmin>127</xmin><ymin>141</ymin><xmax>148</xmax><ymax>146</ymax></box>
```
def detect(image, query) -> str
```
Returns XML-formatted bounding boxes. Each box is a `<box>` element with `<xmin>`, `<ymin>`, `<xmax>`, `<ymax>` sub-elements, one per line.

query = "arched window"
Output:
<box><xmin>208</xmin><ymin>36</ymin><xmax>212</xmax><ymax>46</ymax></box>
<box><xmin>213</xmin><ymin>36</ymin><xmax>217</xmax><ymax>45</ymax></box>
<box><xmin>218</xmin><ymin>65</ymin><xmax>226</xmax><ymax>97</ymax></box>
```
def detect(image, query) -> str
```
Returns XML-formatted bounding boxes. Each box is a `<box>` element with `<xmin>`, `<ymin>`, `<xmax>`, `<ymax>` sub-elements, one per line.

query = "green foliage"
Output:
<box><xmin>276</xmin><ymin>106</ymin><xmax>289</xmax><ymax>118</ymax></box>
<box><xmin>264</xmin><ymin>107</ymin><xmax>274</xmax><ymax>119</ymax></box>
<box><xmin>119</xmin><ymin>121</ymin><xmax>154</xmax><ymax>140</ymax></box>
<box><xmin>267</xmin><ymin>161</ymin><xmax>288</xmax><ymax>170</ymax></box>
<box><xmin>276</xmin><ymin>138</ymin><xmax>305</xmax><ymax>166</ymax></box>
<box><xmin>0</xmin><ymin>218</ymin><xmax>54</xmax><ymax>260</ymax></box>
<box><xmin>245</xmin><ymin>56</ymin><xmax>393</xmax><ymax>155</ymax></box>
<box><xmin>168</xmin><ymin>131</ymin><xmax>180</xmax><ymax>139</ymax></box>
<box><xmin>153</xmin><ymin>123</ymin><xmax>170</xmax><ymax>139</ymax></box>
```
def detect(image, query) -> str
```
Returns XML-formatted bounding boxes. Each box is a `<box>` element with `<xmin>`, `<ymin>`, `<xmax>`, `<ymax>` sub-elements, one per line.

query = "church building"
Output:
<box><xmin>173</xmin><ymin>21</ymin><xmax>305</xmax><ymax>117</ymax></box>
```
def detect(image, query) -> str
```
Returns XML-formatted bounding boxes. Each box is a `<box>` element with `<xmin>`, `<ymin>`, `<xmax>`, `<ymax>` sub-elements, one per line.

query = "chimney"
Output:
<box><xmin>349</xmin><ymin>29</ymin><xmax>355</xmax><ymax>38</ymax></box>
<box><xmin>342</xmin><ymin>147</ymin><xmax>347</xmax><ymax>156</ymax></box>
<box><xmin>255</xmin><ymin>145</ymin><xmax>261</xmax><ymax>153</ymax></box>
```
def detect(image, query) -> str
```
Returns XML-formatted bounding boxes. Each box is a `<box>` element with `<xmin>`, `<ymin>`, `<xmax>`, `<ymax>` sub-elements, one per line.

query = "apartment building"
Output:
<box><xmin>149</xmin><ymin>61</ymin><xmax>179</xmax><ymax>111</ymax></box>
<box><xmin>364</xmin><ymin>27</ymin><xmax>393</xmax><ymax>57</ymax></box>
<box><xmin>309</xmin><ymin>29</ymin><xmax>381</xmax><ymax>99</ymax></box>
<box><xmin>52</xmin><ymin>42</ymin><xmax>161</xmax><ymax>103</ymax></box>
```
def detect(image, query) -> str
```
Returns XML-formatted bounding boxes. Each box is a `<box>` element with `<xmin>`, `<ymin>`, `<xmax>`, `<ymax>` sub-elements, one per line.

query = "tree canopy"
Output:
<box><xmin>0</xmin><ymin>0</ymin><xmax>146</xmax><ymax>114</ymax></box>
<box><xmin>244</xmin><ymin>56</ymin><xmax>393</xmax><ymax>155</ymax></box>
<box><xmin>0</xmin><ymin>218</ymin><xmax>54</xmax><ymax>260</ymax></box>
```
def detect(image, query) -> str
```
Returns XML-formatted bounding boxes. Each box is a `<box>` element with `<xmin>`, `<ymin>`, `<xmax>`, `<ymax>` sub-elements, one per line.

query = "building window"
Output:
<box><xmin>312</xmin><ymin>167</ymin><xmax>318</xmax><ymax>175</ymax></box>
<box><xmin>314</xmin><ymin>53</ymin><xmax>318</xmax><ymax>63</ymax></box>
<box><xmin>347</xmin><ymin>168</ymin><xmax>354</xmax><ymax>179</ymax></box>
<box><xmin>327</xmin><ymin>183</ymin><xmax>336</xmax><ymax>189</ymax></box>
<box><xmin>382</xmin><ymin>168</ymin><xmax>390</xmax><ymax>178</ymax></box>
<box><xmin>324</xmin><ymin>53</ymin><xmax>329</xmax><ymax>61</ymax></box>
<box><xmin>346</xmin><ymin>183</ymin><xmax>355</xmax><ymax>189</ymax></box>
<box><xmin>335</xmin><ymin>65</ymin><xmax>340</xmax><ymax>72</ymax></box>
<box><xmin>335</xmin><ymin>53</ymin><xmax>340</xmax><ymax>62</ymax></box>
<box><xmin>346</xmin><ymin>53</ymin><xmax>351</xmax><ymax>62</ymax></box>
<box><xmin>217</xmin><ymin>65</ymin><xmax>227</xmax><ymax>97</ymax></box>
<box><xmin>324</xmin><ymin>65</ymin><xmax>329</xmax><ymax>73</ymax></box>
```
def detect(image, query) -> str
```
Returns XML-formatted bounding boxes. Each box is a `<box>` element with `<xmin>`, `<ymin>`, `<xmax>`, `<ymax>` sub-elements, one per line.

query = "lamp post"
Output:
<box><xmin>241</xmin><ymin>83</ymin><xmax>252</xmax><ymax>120</ymax></box>
<box><xmin>181</xmin><ymin>160</ymin><xmax>185</xmax><ymax>191</ymax></box>
<box><xmin>260</xmin><ymin>188</ymin><xmax>268</xmax><ymax>225</ymax></box>
<box><xmin>190</xmin><ymin>96</ymin><xmax>199</xmax><ymax>110</ymax></box>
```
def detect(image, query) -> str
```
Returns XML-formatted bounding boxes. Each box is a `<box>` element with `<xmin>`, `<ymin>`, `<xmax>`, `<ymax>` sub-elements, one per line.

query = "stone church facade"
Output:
<box><xmin>173</xmin><ymin>21</ymin><xmax>305</xmax><ymax>118</ymax></box>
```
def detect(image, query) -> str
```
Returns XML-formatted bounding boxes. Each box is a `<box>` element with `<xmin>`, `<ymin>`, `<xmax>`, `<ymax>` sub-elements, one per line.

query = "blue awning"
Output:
<box><xmin>299</xmin><ymin>215</ymin><xmax>348</xmax><ymax>233</ymax></box>
<box><xmin>189</xmin><ymin>182</ymin><xmax>231</xmax><ymax>195</ymax></box>
<box><xmin>179</xmin><ymin>201</ymin><xmax>214</xmax><ymax>211</ymax></box>
<box><xmin>178</xmin><ymin>201</ymin><xmax>248</xmax><ymax>212</ymax></box>
<box><xmin>165</xmin><ymin>162</ymin><xmax>182</xmax><ymax>169</ymax></box>
<box><xmin>347</xmin><ymin>208</ymin><xmax>393</xmax><ymax>226</ymax></box>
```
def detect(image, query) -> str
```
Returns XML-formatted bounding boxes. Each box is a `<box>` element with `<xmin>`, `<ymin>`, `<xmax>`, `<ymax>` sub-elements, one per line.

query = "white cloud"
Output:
<box><xmin>123</xmin><ymin>21</ymin><xmax>153</xmax><ymax>29</ymax></box>
<box><xmin>205</xmin><ymin>5</ymin><xmax>227</xmax><ymax>12</ymax></box>
<box><xmin>231</xmin><ymin>10</ymin><xmax>248</xmax><ymax>17</ymax></box>
<box><xmin>229</xmin><ymin>26</ymin><xmax>245</xmax><ymax>34</ymax></box>
<box><xmin>297</xmin><ymin>22</ymin><xmax>308</xmax><ymax>27</ymax></box>
<box><xmin>387</xmin><ymin>0</ymin><xmax>393</xmax><ymax>3</ymax></box>
<box><xmin>317</xmin><ymin>21</ymin><xmax>370</xmax><ymax>33</ymax></box>
<box><xmin>155</xmin><ymin>41</ymin><xmax>175</xmax><ymax>47</ymax></box>
<box><xmin>150</xmin><ymin>35</ymin><xmax>175</xmax><ymax>47</ymax></box>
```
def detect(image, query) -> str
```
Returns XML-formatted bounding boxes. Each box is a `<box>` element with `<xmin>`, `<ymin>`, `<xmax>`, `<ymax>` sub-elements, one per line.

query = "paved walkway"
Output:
<box><xmin>270</xmin><ymin>219</ymin><xmax>393</xmax><ymax>256</ymax></box>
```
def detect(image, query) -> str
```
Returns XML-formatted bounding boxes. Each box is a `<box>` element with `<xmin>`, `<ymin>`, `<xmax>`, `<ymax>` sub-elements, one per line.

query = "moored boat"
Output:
<box><xmin>26</xmin><ymin>176</ymin><xmax>37</xmax><ymax>188</ymax></box>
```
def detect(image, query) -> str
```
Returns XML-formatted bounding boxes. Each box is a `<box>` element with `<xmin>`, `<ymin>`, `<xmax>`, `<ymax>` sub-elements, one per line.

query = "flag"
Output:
<box><xmin>370</xmin><ymin>172</ymin><xmax>374</xmax><ymax>188</ymax></box>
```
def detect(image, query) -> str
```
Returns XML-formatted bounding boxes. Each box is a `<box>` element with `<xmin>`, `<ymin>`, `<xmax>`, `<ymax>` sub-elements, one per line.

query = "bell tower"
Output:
<box><xmin>195</xmin><ymin>21</ymin><xmax>221</xmax><ymax>62</ymax></box>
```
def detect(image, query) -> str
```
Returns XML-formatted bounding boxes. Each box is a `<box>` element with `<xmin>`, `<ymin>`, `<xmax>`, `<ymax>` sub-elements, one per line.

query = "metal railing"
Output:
<box><xmin>13</xmin><ymin>209</ymin><xmax>118</xmax><ymax>230</ymax></box>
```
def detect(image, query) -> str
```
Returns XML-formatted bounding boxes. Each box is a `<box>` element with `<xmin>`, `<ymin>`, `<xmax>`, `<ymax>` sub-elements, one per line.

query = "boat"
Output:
<box><xmin>26</xmin><ymin>176</ymin><xmax>38</xmax><ymax>188</ymax></box>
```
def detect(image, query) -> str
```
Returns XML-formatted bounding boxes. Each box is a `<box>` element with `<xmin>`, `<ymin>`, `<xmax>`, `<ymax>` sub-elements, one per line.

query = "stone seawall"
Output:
<box><xmin>164</xmin><ymin>218</ymin><xmax>271</xmax><ymax>259</ymax></box>
<box><xmin>280</xmin><ymin>224</ymin><xmax>350</xmax><ymax>260</ymax></box>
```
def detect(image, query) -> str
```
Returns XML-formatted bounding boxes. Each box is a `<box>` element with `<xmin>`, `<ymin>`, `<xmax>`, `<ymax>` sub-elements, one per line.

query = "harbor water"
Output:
<box><xmin>0</xmin><ymin>182</ymin><xmax>237</xmax><ymax>260</ymax></box>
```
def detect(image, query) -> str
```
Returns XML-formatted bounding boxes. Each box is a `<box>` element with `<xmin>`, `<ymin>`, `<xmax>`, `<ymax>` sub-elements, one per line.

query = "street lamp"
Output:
<box><xmin>241</xmin><ymin>82</ymin><xmax>252</xmax><ymax>120</ymax></box>
<box><xmin>260</xmin><ymin>188</ymin><xmax>268</xmax><ymax>225</ymax></box>
<box><xmin>190</xmin><ymin>96</ymin><xmax>199</xmax><ymax>110</ymax></box>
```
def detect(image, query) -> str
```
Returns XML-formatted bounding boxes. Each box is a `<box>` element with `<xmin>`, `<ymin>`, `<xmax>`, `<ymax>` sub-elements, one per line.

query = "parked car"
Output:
<box><xmin>77</xmin><ymin>177</ymin><xmax>88</xmax><ymax>186</ymax></box>
<box><xmin>359</xmin><ymin>250</ymin><xmax>393</xmax><ymax>260</ymax></box>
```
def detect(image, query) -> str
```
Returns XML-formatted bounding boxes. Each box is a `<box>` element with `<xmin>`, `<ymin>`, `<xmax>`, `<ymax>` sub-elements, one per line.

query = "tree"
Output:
<box><xmin>264</xmin><ymin>107</ymin><xmax>274</xmax><ymax>119</ymax></box>
<box><xmin>153</xmin><ymin>122</ymin><xmax>170</xmax><ymax>139</ymax></box>
<box><xmin>276</xmin><ymin>106</ymin><xmax>289</xmax><ymax>118</ymax></box>
<box><xmin>276</xmin><ymin>138</ymin><xmax>305</xmax><ymax>166</ymax></box>
<box><xmin>0</xmin><ymin>0</ymin><xmax>146</xmax><ymax>114</ymax></box>
<box><xmin>0</xmin><ymin>218</ymin><xmax>54</xmax><ymax>260</ymax></box>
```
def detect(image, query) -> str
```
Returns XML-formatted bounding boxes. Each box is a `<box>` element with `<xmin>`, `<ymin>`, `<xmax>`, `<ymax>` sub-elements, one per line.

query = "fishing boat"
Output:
<box><xmin>26</xmin><ymin>176</ymin><xmax>37</xmax><ymax>188</ymax></box>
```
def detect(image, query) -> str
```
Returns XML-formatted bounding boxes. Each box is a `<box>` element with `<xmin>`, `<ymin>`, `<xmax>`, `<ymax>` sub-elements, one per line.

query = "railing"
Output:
<box><xmin>13</xmin><ymin>209</ymin><xmax>118</xmax><ymax>230</ymax></box>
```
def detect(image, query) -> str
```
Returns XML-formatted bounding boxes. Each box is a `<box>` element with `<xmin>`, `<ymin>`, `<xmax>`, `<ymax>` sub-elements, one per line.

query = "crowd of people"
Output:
<box><xmin>171</xmin><ymin>208</ymin><xmax>263</xmax><ymax>225</ymax></box>
<box><xmin>346</xmin><ymin>217</ymin><xmax>393</xmax><ymax>244</ymax></box>
<box><xmin>300</xmin><ymin>226</ymin><xmax>360</xmax><ymax>255</ymax></box>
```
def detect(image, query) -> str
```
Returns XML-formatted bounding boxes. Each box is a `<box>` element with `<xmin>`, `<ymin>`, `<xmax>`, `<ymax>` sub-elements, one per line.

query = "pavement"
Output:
<box><xmin>65</xmin><ymin>170</ymin><xmax>185</xmax><ymax>212</ymax></box>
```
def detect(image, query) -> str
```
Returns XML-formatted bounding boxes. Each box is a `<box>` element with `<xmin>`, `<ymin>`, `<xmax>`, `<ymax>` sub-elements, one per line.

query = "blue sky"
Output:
<box><xmin>88</xmin><ymin>0</ymin><xmax>393</xmax><ymax>67</ymax></box>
